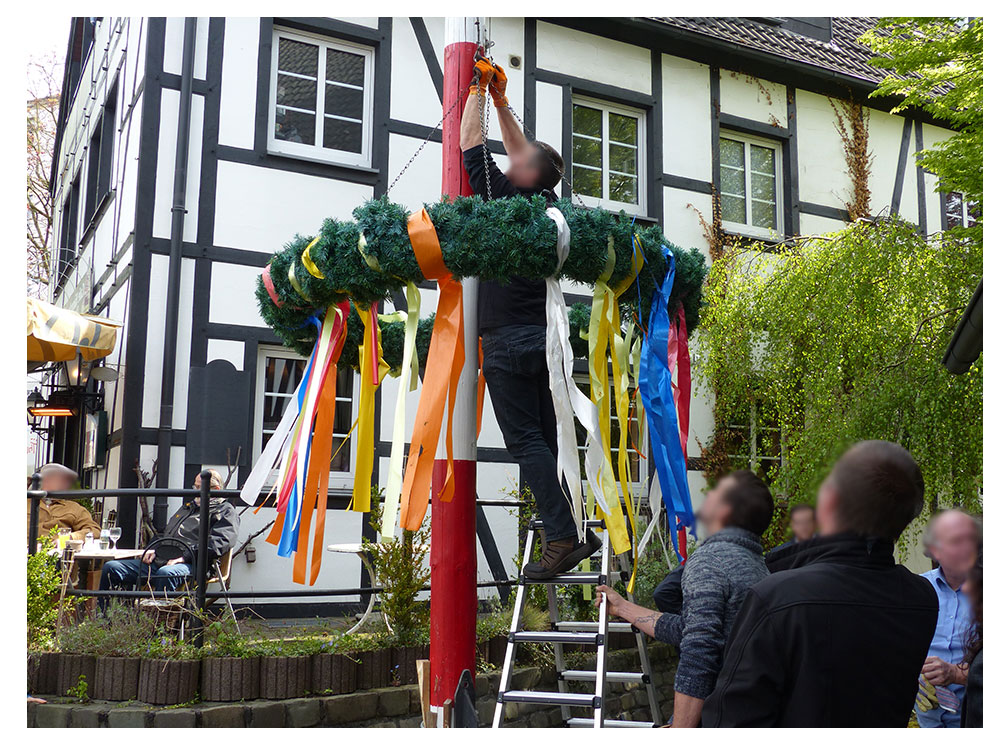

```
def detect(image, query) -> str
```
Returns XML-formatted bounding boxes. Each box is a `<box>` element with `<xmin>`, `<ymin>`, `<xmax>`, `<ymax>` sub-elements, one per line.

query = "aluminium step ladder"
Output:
<box><xmin>493</xmin><ymin>519</ymin><xmax>663</xmax><ymax>728</ymax></box>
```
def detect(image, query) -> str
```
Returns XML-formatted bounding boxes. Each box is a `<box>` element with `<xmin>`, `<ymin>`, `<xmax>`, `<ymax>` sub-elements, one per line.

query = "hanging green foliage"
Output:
<box><xmin>256</xmin><ymin>195</ymin><xmax>708</xmax><ymax>361</ymax></box>
<box><xmin>697</xmin><ymin>218</ymin><xmax>982</xmax><ymax>551</ymax></box>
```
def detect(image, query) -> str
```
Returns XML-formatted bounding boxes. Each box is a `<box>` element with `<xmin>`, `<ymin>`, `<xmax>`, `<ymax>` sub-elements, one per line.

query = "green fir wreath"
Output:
<box><xmin>257</xmin><ymin>195</ymin><xmax>708</xmax><ymax>367</ymax></box>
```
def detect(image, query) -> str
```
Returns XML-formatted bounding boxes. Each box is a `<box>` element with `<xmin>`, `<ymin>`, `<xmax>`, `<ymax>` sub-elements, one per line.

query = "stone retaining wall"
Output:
<box><xmin>27</xmin><ymin>643</ymin><xmax>677</xmax><ymax>729</ymax></box>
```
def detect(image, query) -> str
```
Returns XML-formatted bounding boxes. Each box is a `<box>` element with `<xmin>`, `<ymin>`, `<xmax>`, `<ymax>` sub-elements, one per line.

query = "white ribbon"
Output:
<box><xmin>240</xmin><ymin>378</ymin><xmax>305</xmax><ymax>507</ymax></box>
<box><xmin>544</xmin><ymin>207</ymin><xmax>612</xmax><ymax>541</ymax></box>
<box><xmin>380</xmin><ymin>282</ymin><xmax>421</xmax><ymax>541</ymax></box>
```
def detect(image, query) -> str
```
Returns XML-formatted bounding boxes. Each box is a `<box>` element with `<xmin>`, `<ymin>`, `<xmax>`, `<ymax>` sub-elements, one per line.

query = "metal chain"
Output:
<box><xmin>478</xmin><ymin>86</ymin><xmax>493</xmax><ymax>201</ymax></box>
<box><xmin>385</xmin><ymin>94</ymin><xmax>464</xmax><ymax>196</ymax></box>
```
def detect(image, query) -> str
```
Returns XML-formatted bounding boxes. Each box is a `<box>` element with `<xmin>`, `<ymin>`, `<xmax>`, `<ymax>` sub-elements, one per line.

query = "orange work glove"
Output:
<box><xmin>489</xmin><ymin>62</ymin><xmax>508</xmax><ymax>108</ymax></box>
<box><xmin>469</xmin><ymin>58</ymin><xmax>495</xmax><ymax>98</ymax></box>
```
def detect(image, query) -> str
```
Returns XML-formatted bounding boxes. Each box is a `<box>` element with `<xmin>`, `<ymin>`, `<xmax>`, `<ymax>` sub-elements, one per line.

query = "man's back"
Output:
<box><xmin>703</xmin><ymin>534</ymin><xmax>938</xmax><ymax>727</ymax></box>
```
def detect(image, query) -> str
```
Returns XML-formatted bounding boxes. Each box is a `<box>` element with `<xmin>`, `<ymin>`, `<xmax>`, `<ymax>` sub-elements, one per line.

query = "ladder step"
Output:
<box><xmin>501</xmin><ymin>690</ymin><xmax>598</xmax><ymax>708</ymax></box>
<box><xmin>566</xmin><ymin>718</ymin><xmax>657</xmax><ymax>728</ymax></box>
<box><xmin>512</xmin><ymin>631</ymin><xmax>601</xmax><ymax>645</ymax></box>
<box><xmin>521</xmin><ymin>572</ymin><xmax>605</xmax><ymax>585</ymax></box>
<box><xmin>561</xmin><ymin>670</ymin><xmax>646</xmax><ymax>683</ymax></box>
<box><xmin>555</xmin><ymin>620</ymin><xmax>635</xmax><ymax>633</ymax></box>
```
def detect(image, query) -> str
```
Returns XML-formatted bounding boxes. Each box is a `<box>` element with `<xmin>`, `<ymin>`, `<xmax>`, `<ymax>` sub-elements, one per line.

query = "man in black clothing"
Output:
<box><xmin>459</xmin><ymin>59</ymin><xmax>599</xmax><ymax>579</ymax></box>
<box><xmin>100</xmin><ymin>469</ymin><xmax>239</xmax><ymax>593</ymax></box>
<box><xmin>702</xmin><ymin>441</ymin><xmax>938</xmax><ymax>727</ymax></box>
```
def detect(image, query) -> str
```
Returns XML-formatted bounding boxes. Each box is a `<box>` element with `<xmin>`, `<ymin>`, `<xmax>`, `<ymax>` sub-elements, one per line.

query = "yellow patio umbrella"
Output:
<box><xmin>27</xmin><ymin>297</ymin><xmax>121</xmax><ymax>372</ymax></box>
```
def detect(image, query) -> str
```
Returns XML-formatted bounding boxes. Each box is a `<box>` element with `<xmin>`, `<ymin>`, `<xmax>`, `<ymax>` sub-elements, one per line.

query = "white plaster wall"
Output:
<box><xmin>796</xmin><ymin>90</ymin><xmax>854</xmax><ymax>208</ymax></box>
<box><xmin>662</xmin><ymin>54</ymin><xmax>712</xmax><ymax>182</ymax></box>
<box><xmin>799</xmin><ymin>213</ymin><xmax>848</xmax><ymax>236</ymax></box>
<box><xmin>390</xmin><ymin>18</ymin><xmax>443</xmax><ymax>126</ymax></box>
<box><xmin>536</xmin><ymin>22</ymin><xmax>651</xmax><ymax>95</ymax></box>
<box><xmin>866</xmin><ymin>108</ymin><xmax>907</xmax><ymax>218</ymax></box>
<box><xmin>335</xmin><ymin>17</ymin><xmax>379</xmax><ymax>29</ymax></box>
<box><xmin>141</xmin><ymin>256</ymin><xmax>195</xmax><ymax>429</ymax></box>
<box><xmin>207</xmin><ymin>338</ymin><xmax>246</xmax><ymax>369</ymax></box>
<box><xmin>386</xmin><ymin>134</ymin><xmax>443</xmax><ymax>211</ymax></box>
<box><xmin>213</xmin><ymin>160</ymin><xmax>373</xmax><ymax>251</ymax></box>
<box><xmin>152</xmin><ymin>90</ymin><xmax>205</xmax><ymax>242</ymax></box>
<box><xmin>719</xmin><ymin>69</ymin><xmax>787</xmax><ymax>127</ymax></box>
<box><xmin>663</xmin><ymin>187</ymin><xmax>713</xmax><ymax>251</ymax></box>
<box><xmin>163</xmin><ymin>17</ymin><xmax>210</xmax><ymax>79</ymax></box>
<box><xmin>208</xmin><ymin>262</ymin><xmax>268</xmax><ymax>328</ymax></box>
<box><xmin>218</xmin><ymin>17</ymin><xmax>259</xmax><ymax>150</ymax></box>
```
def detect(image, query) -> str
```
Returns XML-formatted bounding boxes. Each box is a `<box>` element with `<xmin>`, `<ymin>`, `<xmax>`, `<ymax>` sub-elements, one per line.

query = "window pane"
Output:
<box><xmin>573</xmin><ymin>165</ymin><xmax>602</xmax><ymax>198</ymax></box>
<box><xmin>325</xmin><ymin>84</ymin><xmax>364</xmax><ymax>120</ymax></box>
<box><xmin>609</xmin><ymin>143</ymin><xmax>637</xmax><ymax>175</ymax></box>
<box><xmin>720</xmin><ymin>165</ymin><xmax>745</xmax><ymax>197</ymax></box>
<box><xmin>324</xmin><ymin>117</ymin><xmax>363</xmax><ymax>153</ymax></box>
<box><xmin>265</xmin><ymin>356</ymin><xmax>305</xmax><ymax>394</ymax></box>
<box><xmin>944</xmin><ymin>192</ymin><xmax>964</xmax><ymax>229</ymax></box>
<box><xmin>721</xmin><ymin>194</ymin><xmax>746</xmax><ymax>224</ymax></box>
<box><xmin>572</xmin><ymin>104</ymin><xmax>602</xmax><ymax>138</ymax></box>
<box><xmin>720</xmin><ymin>138</ymin><xmax>745</xmax><ymax>169</ymax></box>
<box><xmin>276</xmin><ymin>73</ymin><xmax>317</xmax><ymax>111</ymax></box>
<box><xmin>262</xmin><ymin>395</ymin><xmax>292</xmax><ymax>433</ymax></box>
<box><xmin>967</xmin><ymin>199</ymin><xmax>980</xmax><ymax>226</ymax></box>
<box><xmin>751</xmin><ymin>199</ymin><xmax>776</xmax><ymax>229</ymax></box>
<box><xmin>609</xmin><ymin>112</ymin><xmax>638</xmax><ymax>146</ymax></box>
<box><xmin>326</xmin><ymin>49</ymin><xmax>365</xmax><ymax>87</ymax></box>
<box><xmin>572</xmin><ymin>135</ymin><xmax>602</xmax><ymax>168</ymax></box>
<box><xmin>750</xmin><ymin>171</ymin><xmax>775</xmax><ymax>202</ymax></box>
<box><xmin>275</xmin><ymin>108</ymin><xmax>315</xmax><ymax>145</ymax></box>
<box><xmin>610</xmin><ymin>173</ymin><xmax>638</xmax><ymax>205</ymax></box>
<box><xmin>750</xmin><ymin>144</ymin><xmax>775</xmax><ymax>175</ymax></box>
<box><xmin>278</xmin><ymin>37</ymin><xmax>318</xmax><ymax>77</ymax></box>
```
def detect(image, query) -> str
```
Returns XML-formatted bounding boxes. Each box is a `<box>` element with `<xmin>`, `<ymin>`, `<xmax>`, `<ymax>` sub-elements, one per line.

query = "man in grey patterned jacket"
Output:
<box><xmin>597</xmin><ymin>470</ymin><xmax>773</xmax><ymax>727</ymax></box>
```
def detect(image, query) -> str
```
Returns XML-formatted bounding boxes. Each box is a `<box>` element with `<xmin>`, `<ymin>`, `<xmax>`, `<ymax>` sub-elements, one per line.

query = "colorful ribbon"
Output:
<box><xmin>352</xmin><ymin>302</ymin><xmax>390</xmax><ymax>513</ymax></box>
<box><xmin>399</xmin><ymin>208</ymin><xmax>465</xmax><ymax>531</ymax></box>
<box><xmin>638</xmin><ymin>245</ymin><xmax>695</xmax><ymax>561</ymax></box>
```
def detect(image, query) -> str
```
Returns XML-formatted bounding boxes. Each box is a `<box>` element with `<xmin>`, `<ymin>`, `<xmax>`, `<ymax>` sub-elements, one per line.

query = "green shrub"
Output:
<box><xmin>58</xmin><ymin>604</ymin><xmax>163</xmax><ymax>657</ymax></box>
<box><xmin>27</xmin><ymin>531</ymin><xmax>64</xmax><ymax>650</ymax></box>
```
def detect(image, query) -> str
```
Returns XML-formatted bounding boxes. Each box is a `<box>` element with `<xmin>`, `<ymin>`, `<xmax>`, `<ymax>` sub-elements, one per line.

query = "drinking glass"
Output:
<box><xmin>109</xmin><ymin>527</ymin><xmax>122</xmax><ymax>550</ymax></box>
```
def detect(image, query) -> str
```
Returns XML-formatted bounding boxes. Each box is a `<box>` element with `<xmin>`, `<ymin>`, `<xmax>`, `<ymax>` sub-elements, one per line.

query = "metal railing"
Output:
<box><xmin>27</xmin><ymin>474</ymin><xmax>525</xmax><ymax>630</ymax></box>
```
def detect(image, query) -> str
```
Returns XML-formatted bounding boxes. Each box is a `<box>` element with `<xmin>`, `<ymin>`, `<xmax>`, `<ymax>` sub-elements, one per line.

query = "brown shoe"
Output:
<box><xmin>523</xmin><ymin>531</ymin><xmax>601</xmax><ymax>580</ymax></box>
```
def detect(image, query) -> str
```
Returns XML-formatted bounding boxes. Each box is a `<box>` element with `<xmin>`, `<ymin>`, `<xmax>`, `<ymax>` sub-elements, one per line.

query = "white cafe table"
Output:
<box><xmin>326</xmin><ymin>543</ymin><xmax>382</xmax><ymax>635</ymax></box>
<box><xmin>73</xmin><ymin>548</ymin><xmax>144</xmax><ymax>561</ymax></box>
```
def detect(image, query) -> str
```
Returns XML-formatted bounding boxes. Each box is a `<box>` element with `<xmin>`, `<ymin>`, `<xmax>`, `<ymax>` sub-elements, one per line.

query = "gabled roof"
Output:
<box><xmin>648</xmin><ymin>17</ymin><xmax>888</xmax><ymax>86</ymax></box>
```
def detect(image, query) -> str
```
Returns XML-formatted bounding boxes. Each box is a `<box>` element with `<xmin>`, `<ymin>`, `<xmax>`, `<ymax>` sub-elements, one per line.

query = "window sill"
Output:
<box><xmin>79</xmin><ymin>190</ymin><xmax>116</xmax><ymax>248</ymax></box>
<box><xmin>265</xmin><ymin>147</ymin><xmax>377</xmax><ymax>174</ymax></box>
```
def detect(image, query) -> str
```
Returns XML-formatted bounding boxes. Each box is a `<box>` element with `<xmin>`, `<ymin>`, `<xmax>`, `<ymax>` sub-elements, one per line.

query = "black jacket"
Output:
<box><xmin>462</xmin><ymin>146</ymin><xmax>555</xmax><ymax>332</ymax></box>
<box><xmin>702</xmin><ymin>533</ymin><xmax>938</xmax><ymax>727</ymax></box>
<box><xmin>157</xmin><ymin>499</ymin><xmax>240</xmax><ymax>566</ymax></box>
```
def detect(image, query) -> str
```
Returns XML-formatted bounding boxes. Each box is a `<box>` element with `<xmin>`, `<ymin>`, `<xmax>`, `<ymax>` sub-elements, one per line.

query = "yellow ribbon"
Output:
<box><xmin>351</xmin><ymin>303</ymin><xmax>390</xmax><ymax>513</ymax></box>
<box><xmin>287</xmin><ymin>262</ymin><xmax>312</xmax><ymax>304</ymax></box>
<box><xmin>301</xmin><ymin>237</ymin><xmax>325</xmax><ymax>279</ymax></box>
<box><xmin>586</xmin><ymin>237</ymin><xmax>631</xmax><ymax>555</ymax></box>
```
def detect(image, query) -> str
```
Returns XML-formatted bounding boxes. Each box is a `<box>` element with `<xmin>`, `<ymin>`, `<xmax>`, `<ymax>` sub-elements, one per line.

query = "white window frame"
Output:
<box><xmin>267</xmin><ymin>27</ymin><xmax>375</xmax><ymax>168</ymax></box>
<box><xmin>571</xmin><ymin>95</ymin><xmax>646</xmax><ymax>215</ymax></box>
<box><xmin>945</xmin><ymin>191</ymin><xmax>978</xmax><ymax>229</ymax></box>
<box><xmin>253</xmin><ymin>345</ymin><xmax>359</xmax><ymax>491</ymax></box>
<box><xmin>719</xmin><ymin>130</ymin><xmax>784</xmax><ymax>241</ymax></box>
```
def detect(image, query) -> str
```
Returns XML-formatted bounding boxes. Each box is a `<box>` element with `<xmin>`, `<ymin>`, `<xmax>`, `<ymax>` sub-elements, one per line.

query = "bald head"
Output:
<box><xmin>924</xmin><ymin>509</ymin><xmax>980</xmax><ymax>579</ymax></box>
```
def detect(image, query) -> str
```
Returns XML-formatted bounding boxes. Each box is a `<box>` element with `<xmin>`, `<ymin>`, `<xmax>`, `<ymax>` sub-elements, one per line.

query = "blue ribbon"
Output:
<box><xmin>638</xmin><ymin>245</ymin><xmax>695</xmax><ymax>561</ymax></box>
<box><xmin>277</xmin><ymin>316</ymin><xmax>322</xmax><ymax>558</ymax></box>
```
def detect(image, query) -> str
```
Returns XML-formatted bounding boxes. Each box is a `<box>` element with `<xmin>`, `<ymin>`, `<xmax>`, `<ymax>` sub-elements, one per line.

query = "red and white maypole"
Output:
<box><xmin>429</xmin><ymin>16</ymin><xmax>480</xmax><ymax>723</ymax></box>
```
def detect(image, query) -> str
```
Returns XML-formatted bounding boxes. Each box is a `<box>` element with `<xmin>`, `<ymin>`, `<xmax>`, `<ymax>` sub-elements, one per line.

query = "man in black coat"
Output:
<box><xmin>702</xmin><ymin>441</ymin><xmax>938</xmax><ymax>727</ymax></box>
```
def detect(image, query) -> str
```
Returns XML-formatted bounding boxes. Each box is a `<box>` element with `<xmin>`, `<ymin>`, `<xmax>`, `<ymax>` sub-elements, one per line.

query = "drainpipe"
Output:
<box><xmin>154</xmin><ymin>18</ymin><xmax>197</xmax><ymax>529</ymax></box>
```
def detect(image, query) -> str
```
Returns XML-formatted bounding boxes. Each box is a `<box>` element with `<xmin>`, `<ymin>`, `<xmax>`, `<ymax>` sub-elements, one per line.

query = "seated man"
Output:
<box><xmin>596</xmin><ymin>470</ymin><xmax>774</xmax><ymax>727</ymax></box>
<box><xmin>100</xmin><ymin>469</ymin><xmax>239</xmax><ymax>592</ymax></box>
<box><xmin>27</xmin><ymin>463</ymin><xmax>101</xmax><ymax>543</ymax></box>
<box><xmin>702</xmin><ymin>441</ymin><xmax>939</xmax><ymax>727</ymax></box>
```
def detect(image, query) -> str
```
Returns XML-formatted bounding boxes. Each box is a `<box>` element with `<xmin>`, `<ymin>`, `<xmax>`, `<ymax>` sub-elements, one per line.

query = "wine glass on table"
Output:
<box><xmin>109</xmin><ymin>526</ymin><xmax>122</xmax><ymax>551</ymax></box>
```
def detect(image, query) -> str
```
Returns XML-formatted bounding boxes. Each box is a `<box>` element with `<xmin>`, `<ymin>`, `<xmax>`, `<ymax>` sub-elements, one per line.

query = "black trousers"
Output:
<box><xmin>481</xmin><ymin>324</ymin><xmax>577</xmax><ymax>542</ymax></box>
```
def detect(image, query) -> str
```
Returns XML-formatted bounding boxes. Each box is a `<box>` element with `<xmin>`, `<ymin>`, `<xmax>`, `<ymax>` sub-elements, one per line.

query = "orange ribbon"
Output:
<box><xmin>399</xmin><ymin>209</ymin><xmax>465</xmax><ymax>530</ymax></box>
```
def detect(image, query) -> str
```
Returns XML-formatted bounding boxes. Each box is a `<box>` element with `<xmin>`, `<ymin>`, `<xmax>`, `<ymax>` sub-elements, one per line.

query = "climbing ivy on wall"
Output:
<box><xmin>696</xmin><ymin>218</ymin><xmax>982</xmax><ymax>551</ymax></box>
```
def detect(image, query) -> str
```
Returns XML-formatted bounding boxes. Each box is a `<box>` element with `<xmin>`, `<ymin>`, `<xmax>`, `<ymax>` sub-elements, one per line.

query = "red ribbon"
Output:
<box><xmin>262</xmin><ymin>265</ymin><xmax>283</xmax><ymax>308</ymax></box>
